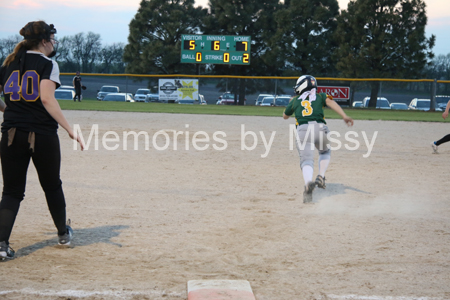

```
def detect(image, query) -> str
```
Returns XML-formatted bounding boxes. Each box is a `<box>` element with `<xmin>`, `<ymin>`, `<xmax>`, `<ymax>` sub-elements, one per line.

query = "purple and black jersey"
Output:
<box><xmin>0</xmin><ymin>51</ymin><xmax>61</xmax><ymax>135</ymax></box>
<box><xmin>73</xmin><ymin>76</ymin><xmax>82</xmax><ymax>89</ymax></box>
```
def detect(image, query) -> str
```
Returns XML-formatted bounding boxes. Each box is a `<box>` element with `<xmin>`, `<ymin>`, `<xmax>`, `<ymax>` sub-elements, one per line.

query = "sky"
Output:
<box><xmin>0</xmin><ymin>0</ymin><xmax>448</xmax><ymax>56</ymax></box>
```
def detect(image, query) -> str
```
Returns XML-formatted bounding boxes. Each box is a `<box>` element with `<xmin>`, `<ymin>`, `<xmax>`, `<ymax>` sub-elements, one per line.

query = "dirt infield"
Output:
<box><xmin>1</xmin><ymin>110</ymin><xmax>449</xmax><ymax>300</ymax></box>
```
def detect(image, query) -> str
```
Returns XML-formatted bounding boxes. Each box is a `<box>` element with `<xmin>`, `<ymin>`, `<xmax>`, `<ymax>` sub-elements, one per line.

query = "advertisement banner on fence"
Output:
<box><xmin>158</xmin><ymin>79</ymin><xmax>199</xmax><ymax>102</ymax></box>
<box><xmin>317</xmin><ymin>86</ymin><xmax>350</xmax><ymax>100</ymax></box>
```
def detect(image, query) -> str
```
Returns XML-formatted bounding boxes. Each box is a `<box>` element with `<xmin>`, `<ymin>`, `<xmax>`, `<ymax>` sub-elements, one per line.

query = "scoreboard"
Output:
<box><xmin>181</xmin><ymin>34</ymin><xmax>251</xmax><ymax>65</ymax></box>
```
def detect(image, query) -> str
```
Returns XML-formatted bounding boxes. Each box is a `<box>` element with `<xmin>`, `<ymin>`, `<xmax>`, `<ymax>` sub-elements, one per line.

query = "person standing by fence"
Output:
<box><xmin>72</xmin><ymin>71</ymin><xmax>82</xmax><ymax>101</ymax></box>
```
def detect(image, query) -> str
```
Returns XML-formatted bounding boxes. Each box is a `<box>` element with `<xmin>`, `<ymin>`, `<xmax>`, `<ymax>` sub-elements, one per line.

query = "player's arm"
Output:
<box><xmin>325</xmin><ymin>97</ymin><xmax>354</xmax><ymax>126</ymax></box>
<box><xmin>40</xmin><ymin>79</ymin><xmax>85</xmax><ymax>150</ymax></box>
<box><xmin>283</xmin><ymin>97</ymin><xmax>296</xmax><ymax>119</ymax></box>
<box><xmin>0</xmin><ymin>84</ymin><xmax>5</xmax><ymax>112</ymax></box>
<box><xmin>442</xmin><ymin>100</ymin><xmax>450</xmax><ymax>120</ymax></box>
<box><xmin>72</xmin><ymin>77</ymin><xmax>76</xmax><ymax>88</ymax></box>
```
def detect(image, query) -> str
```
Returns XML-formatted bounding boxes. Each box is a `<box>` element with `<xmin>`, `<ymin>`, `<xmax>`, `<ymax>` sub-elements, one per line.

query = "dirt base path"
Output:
<box><xmin>1</xmin><ymin>110</ymin><xmax>449</xmax><ymax>300</ymax></box>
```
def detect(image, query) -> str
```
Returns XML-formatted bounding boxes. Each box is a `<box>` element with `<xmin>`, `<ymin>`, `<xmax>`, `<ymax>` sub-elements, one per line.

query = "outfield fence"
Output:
<box><xmin>60</xmin><ymin>73</ymin><xmax>450</xmax><ymax>107</ymax></box>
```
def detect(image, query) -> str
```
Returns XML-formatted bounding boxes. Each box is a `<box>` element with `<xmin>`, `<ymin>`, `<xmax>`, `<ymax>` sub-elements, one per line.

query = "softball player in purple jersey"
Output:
<box><xmin>0</xmin><ymin>21</ymin><xmax>84</xmax><ymax>260</ymax></box>
<box><xmin>283</xmin><ymin>75</ymin><xmax>354</xmax><ymax>203</ymax></box>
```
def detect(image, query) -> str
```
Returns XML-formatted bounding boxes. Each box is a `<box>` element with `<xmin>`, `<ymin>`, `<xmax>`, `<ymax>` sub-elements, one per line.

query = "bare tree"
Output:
<box><xmin>0</xmin><ymin>35</ymin><xmax>22</xmax><ymax>62</ymax></box>
<box><xmin>99</xmin><ymin>43</ymin><xmax>125</xmax><ymax>73</ymax></box>
<box><xmin>71</xmin><ymin>32</ymin><xmax>102</xmax><ymax>73</ymax></box>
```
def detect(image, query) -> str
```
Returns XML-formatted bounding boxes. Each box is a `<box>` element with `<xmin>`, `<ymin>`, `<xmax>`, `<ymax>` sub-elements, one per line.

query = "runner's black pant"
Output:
<box><xmin>436</xmin><ymin>134</ymin><xmax>450</xmax><ymax>146</ymax></box>
<box><xmin>0</xmin><ymin>129</ymin><xmax>66</xmax><ymax>243</ymax></box>
<box><xmin>74</xmin><ymin>87</ymin><xmax>82</xmax><ymax>101</ymax></box>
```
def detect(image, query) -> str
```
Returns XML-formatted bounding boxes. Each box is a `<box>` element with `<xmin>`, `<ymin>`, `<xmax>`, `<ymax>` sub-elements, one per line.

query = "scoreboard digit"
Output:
<box><xmin>181</xmin><ymin>35</ymin><xmax>251</xmax><ymax>65</ymax></box>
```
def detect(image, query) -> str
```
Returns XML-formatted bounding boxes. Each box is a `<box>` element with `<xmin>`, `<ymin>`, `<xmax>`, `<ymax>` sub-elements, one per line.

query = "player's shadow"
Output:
<box><xmin>312</xmin><ymin>183</ymin><xmax>370</xmax><ymax>203</ymax></box>
<box><xmin>15</xmin><ymin>225</ymin><xmax>129</xmax><ymax>258</ymax></box>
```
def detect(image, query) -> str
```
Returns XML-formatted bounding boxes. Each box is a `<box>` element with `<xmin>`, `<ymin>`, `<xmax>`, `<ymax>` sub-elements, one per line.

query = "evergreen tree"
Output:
<box><xmin>275</xmin><ymin>0</ymin><xmax>340</xmax><ymax>76</ymax></box>
<box><xmin>123</xmin><ymin>0</ymin><xmax>207</xmax><ymax>74</ymax></box>
<box><xmin>335</xmin><ymin>0</ymin><xmax>435</xmax><ymax>107</ymax></box>
<box><xmin>203</xmin><ymin>0</ymin><xmax>281</xmax><ymax>104</ymax></box>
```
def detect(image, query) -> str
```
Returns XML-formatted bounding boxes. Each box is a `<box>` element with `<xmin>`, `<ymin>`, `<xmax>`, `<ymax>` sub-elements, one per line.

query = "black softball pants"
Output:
<box><xmin>0</xmin><ymin>129</ymin><xmax>67</xmax><ymax>243</ymax></box>
<box><xmin>74</xmin><ymin>87</ymin><xmax>82</xmax><ymax>101</ymax></box>
<box><xmin>436</xmin><ymin>134</ymin><xmax>450</xmax><ymax>146</ymax></box>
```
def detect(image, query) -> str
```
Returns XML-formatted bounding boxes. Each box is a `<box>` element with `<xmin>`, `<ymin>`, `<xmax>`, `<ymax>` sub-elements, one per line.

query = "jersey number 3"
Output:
<box><xmin>301</xmin><ymin>100</ymin><xmax>313</xmax><ymax>116</ymax></box>
<box><xmin>4</xmin><ymin>70</ymin><xmax>40</xmax><ymax>102</ymax></box>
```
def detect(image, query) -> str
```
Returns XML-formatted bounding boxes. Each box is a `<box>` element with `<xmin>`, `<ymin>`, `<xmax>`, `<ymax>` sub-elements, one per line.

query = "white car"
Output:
<box><xmin>134</xmin><ymin>88</ymin><xmax>151</xmax><ymax>102</ymax></box>
<box><xmin>390</xmin><ymin>102</ymin><xmax>408</xmax><ymax>110</ymax></box>
<box><xmin>274</xmin><ymin>96</ymin><xmax>291</xmax><ymax>107</ymax></box>
<box><xmin>260</xmin><ymin>96</ymin><xmax>275</xmax><ymax>106</ymax></box>
<box><xmin>97</xmin><ymin>85</ymin><xmax>120</xmax><ymax>101</ymax></box>
<box><xmin>362</xmin><ymin>97</ymin><xmax>390</xmax><ymax>109</ymax></box>
<box><xmin>352</xmin><ymin>101</ymin><xmax>363</xmax><ymax>108</ymax></box>
<box><xmin>58</xmin><ymin>85</ymin><xmax>75</xmax><ymax>92</ymax></box>
<box><xmin>102</xmin><ymin>93</ymin><xmax>134</xmax><ymax>102</ymax></box>
<box><xmin>55</xmin><ymin>89</ymin><xmax>75</xmax><ymax>100</ymax></box>
<box><xmin>198</xmin><ymin>94</ymin><xmax>207</xmax><ymax>105</ymax></box>
<box><xmin>255</xmin><ymin>94</ymin><xmax>273</xmax><ymax>106</ymax></box>
<box><xmin>408</xmin><ymin>98</ymin><xmax>442</xmax><ymax>111</ymax></box>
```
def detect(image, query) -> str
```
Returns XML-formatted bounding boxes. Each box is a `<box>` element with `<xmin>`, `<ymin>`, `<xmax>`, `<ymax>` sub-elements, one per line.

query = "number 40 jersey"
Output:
<box><xmin>0</xmin><ymin>51</ymin><xmax>61</xmax><ymax>135</ymax></box>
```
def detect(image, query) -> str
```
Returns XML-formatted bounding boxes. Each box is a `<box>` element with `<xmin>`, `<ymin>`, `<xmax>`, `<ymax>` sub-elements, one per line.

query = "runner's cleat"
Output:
<box><xmin>303</xmin><ymin>181</ymin><xmax>315</xmax><ymax>203</ymax></box>
<box><xmin>0</xmin><ymin>241</ymin><xmax>15</xmax><ymax>261</ymax></box>
<box><xmin>431</xmin><ymin>142</ymin><xmax>438</xmax><ymax>154</ymax></box>
<box><xmin>58</xmin><ymin>220</ymin><xmax>73</xmax><ymax>247</ymax></box>
<box><xmin>315</xmin><ymin>175</ymin><xmax>326</xmax><ymax>189</ymax></box>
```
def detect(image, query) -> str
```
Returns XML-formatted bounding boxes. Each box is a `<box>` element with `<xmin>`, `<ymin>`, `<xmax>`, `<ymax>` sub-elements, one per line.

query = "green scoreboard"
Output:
<box><xmin>181</xmin><ymin>34</ymin><xmax>251</xmax><ymax>65</ymax></box>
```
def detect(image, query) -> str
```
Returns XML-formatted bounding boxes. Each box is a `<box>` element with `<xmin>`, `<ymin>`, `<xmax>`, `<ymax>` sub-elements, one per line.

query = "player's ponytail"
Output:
<box><xmin>2</xmin><ymin>41</ymin><xmax>27</xmax><ymax>67</ymax></box>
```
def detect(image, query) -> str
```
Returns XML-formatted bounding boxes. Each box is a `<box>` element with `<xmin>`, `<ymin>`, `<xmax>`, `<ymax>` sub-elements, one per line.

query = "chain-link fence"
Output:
<box><xmin>60</xmin><ymin>73</ymin><xmax>450</xmax><ymax>107</ymax></box>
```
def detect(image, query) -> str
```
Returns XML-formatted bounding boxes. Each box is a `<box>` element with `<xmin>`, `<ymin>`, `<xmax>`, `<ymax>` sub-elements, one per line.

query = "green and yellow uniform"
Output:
<box><xmin>284</xmin><ymin>93</ymin><xmax>328</xmax><ymax>126</ymax></box>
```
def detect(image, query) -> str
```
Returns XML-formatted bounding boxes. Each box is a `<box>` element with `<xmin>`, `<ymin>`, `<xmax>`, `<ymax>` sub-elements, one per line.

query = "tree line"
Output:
<box><xmin>1</xmin><ymin>0</ymin><xmax>448</xmax><ymax>105</ymax></box>
<box><xmin>0</xmin><ymin>33</ymin><xmax>125</xmax><ymax>74</ymax></box>
<box><xmin>122</xmin><ymin>0</ymin><xmax>444</xmax><ymax>105</ymax></box>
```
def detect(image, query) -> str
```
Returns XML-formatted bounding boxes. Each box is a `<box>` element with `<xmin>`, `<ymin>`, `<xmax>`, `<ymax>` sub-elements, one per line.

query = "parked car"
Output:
<box><xmin>362</xmin><ymin>97</ymin><xmax>390</xmax><ymax>109</ymax></box>
<box><xmin>97</xmin><ymin>85</ymin><xmax>120</xmax><ymax>101</ymax></box>
<box><xmin>218</xmin><ymin>93</ymin><xmax>236</xmax><ymax>105</ymax></box>
<box><xmin>408</xmin><ymin>98</ymin><xmax>442</xmax><ymax>111</ymax></box>
<box><xmin>198</xmin><ymin>94</ymin><xmax>207</xmax><ymax>105</ymax></box>
<box><xmin>102</xmin><ymin>93</ymin><xmax>134</xmax><ymax>102</ymax></box>
<box><xmin>390</xmin><ymin>102</ymin><xmax>408</xmax><ymax>110</ymax></box>
<box><xmin>435</xmin><ymin>95</ymin><xmax>450</xmax><ymax>111</ymax></box>
<box><xmin>58</xmin><ymin>85</ymin><xmax>75</xmax><ymax>92</ymax></box>
<box><xmin>216</xmin><ymin>92</ymin><xmax>231</xmax><ymax>105</ymax></box>
<box><xmin>255</xmin><ymin>94</ymin><xmax>273</xmax><ymax>106</ymax></box>
<box><xmin>55</xmin><ymin>89</ymin><xmax>75</xmax><ymax>100</ymax></box>
<box><xmin>134</xmin><ymin>88</ymin><xmax>151</xmax><ymax>102</ymax></box>
<box><xmin>352</xmin><ymin>101</ymin><xmax>363</xmax><ymax>108</ymax></box>
<box><xmin>147</xmin><ymin>93</ymin><xmax>160</xmax><ymax>102</ymax></box>
<box><xmin>274</xmin><ymin>96</ymin><xmax>291</xmax><ymax>107</ymax></box>
<box><xmin>260</xmin><ymin>96</ymin><xmax>275</xmax><ymax>106</ymax></box>
<box><xmin>217</xmin><ymin>92</ymin><xmax>246</xmax><ymax>105</ymax></box>
<box><xmin>408</xmin><ymin>98</ymin><xmax>428</xmax><ymax>111</ymax></box>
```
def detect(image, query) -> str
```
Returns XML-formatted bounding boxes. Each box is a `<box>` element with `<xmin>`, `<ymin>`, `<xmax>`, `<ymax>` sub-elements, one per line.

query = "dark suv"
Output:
<box><xmin>436</xmin><ymin>95</ymin><xmax>450</xmax><ymax>111</ymax></box>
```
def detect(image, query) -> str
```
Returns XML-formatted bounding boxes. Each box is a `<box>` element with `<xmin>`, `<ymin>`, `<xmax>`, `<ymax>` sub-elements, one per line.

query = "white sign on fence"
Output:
<box><xmin>158</xmin><ymin>79</ymin><xmax>199</xmax><ymax>102</ymax></box>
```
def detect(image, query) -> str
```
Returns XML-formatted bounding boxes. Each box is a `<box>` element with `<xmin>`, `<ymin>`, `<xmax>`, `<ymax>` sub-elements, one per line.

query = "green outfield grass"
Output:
<box><xmin>58</xmin><ymin>99</ymin><xmax>448</xmax><ymax>122</ymax></box>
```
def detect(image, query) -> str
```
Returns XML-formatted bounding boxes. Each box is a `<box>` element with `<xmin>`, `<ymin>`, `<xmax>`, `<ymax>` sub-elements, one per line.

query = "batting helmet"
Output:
<box><xmin>293</xmin><ymin>75</ymin><xmax>317</xmax><ymax>95</ymax></box>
